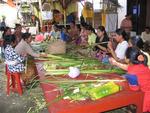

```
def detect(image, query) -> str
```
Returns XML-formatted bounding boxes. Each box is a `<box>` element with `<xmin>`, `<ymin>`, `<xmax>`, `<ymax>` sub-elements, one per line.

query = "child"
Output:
<box><xmin>86</xmin><ymin>25</ymin><xmax>97</xmax><ymax>46</ymax></box>
<box><xmin>128</xmin><ymin>36</ymin><xmax>150</xmax><ymax>68</ymax></box>
<box><xmin>109</xmin><ymin>47</ymin><xmax>150</xmax><ymax>112</ymax></box>
<box><xmin>4</xmin><ymin>35</ymin><xmax>25</xmax><ymax>73</ymax></box>
<box><xmin>60</xmin><ymin>27</ymin><xmax>69</xmax><ymax>42</ymax></box>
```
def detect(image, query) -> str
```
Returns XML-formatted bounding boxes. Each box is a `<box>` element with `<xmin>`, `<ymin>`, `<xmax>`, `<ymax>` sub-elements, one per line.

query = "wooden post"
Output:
<box><xmin>38</xmin><ymin>0</ymin><xmax>43</xmax><ymax>30</ymax></box>
<box><xmin>64</xmin><ymin>9</ymin><xmax>66</xmax><ymax>27</ymax></box>
<box><xmin>92</xmin><ymin>0</ymin><xmax>94</xmax><ymax>27</ymax></box>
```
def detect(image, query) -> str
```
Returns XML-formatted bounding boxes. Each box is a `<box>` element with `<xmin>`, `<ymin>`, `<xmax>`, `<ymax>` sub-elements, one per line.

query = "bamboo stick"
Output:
<box><xmin>42</xmin><ymin>79</ymin><xmax>126</xmax><ymax>84</ymax></box>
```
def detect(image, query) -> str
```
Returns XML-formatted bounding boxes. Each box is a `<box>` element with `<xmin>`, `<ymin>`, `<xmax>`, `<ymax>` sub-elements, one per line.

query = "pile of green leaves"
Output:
<box><xmin>42</xmin><ymin>78</ymin><xmax>123</xmax><ymax>102</ymax></box>
<box><xmin>39</xmin><ymin>54</ymin><xmax>125</xmax><ymax>102</ymax></box>
<box><xmin>41</xmin><ymin>54</ymin><xmax>125</xmax><ymax>76</ymax></box>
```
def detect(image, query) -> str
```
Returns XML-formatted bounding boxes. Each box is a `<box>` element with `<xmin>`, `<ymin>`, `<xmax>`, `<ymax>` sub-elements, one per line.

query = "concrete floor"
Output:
<box><xmin>0</xmin><ymin>63</ymin><xmax>48</xmax><ymax>113</ymax></box>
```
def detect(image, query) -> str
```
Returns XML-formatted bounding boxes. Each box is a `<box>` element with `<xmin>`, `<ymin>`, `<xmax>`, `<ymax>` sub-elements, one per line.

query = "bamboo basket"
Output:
<box><xmin>47</xmin><ymin>39</ymin><xmax>66</xmax><ymax>54</ymax></box>
<box><xmin>21</xmin><ymin>57</ymin><xmax>38</xmax><ymax>85</ymax></box>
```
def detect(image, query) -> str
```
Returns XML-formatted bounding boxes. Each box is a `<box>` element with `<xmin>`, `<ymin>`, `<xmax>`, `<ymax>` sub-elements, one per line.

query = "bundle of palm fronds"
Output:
<box><xmin>41</xmin><ymin>54</ymin><xmax>125</xmax><ymax>76</ymax></box>
<box><xmin>38</xmin><ymin>53</ymin><xmax>126</xmax><ymax>103</ymax></box>
<box><xmin>41</xmin><ymin>76</ymin><xmax>125</xmax><ymax>101</ymax></box>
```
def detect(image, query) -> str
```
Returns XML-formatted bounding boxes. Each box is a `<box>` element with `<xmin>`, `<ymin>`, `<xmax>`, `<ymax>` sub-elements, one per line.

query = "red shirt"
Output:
<box><xmin>128</xmin><ymin>64</ymin><xmax>150</xmax><ymax>112</ymax></box>
<box><xmin>128</xmin><ymin>64</ymin><xmax>150</xmax><ymax>90</ymax></box>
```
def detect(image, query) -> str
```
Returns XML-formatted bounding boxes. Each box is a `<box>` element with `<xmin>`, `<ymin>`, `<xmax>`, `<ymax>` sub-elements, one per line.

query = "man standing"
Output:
<box><xmin>120</xmin><ymin>14</ymin><xmax>132</xmax><ymax>36</ymax></box>
<box><xmin>141</xmin><ymin>27</ymin><xmax>150</xmax><ymax>43</ymax></box>
<box><xmin>141</xmin><ymin>26</ymin><xmax>150</xmax><ymax>51</ymax></box>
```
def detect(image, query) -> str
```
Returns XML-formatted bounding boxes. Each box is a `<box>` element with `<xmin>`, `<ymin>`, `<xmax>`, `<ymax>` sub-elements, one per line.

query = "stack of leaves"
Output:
<box><xmin>42</xmin><ymin>77</ymin><xmax>124</xmax><ymax>101</ymax></box>
<box><xmin>41</xmin><ymin>54</ymin><xmax>125</xmax><ymax>76</ymax></box>
<box><xmin>39</xmin><ymin>54</ymin><xmax>126</xmax><ymax>102</ymax></box>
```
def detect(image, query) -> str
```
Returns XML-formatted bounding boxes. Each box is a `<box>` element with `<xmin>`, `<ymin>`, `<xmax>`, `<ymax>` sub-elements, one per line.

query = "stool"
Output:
<box><xmin>6</xmin><ymin>65</ymin><xmax>23</xmax><ymax>96</ymax></box>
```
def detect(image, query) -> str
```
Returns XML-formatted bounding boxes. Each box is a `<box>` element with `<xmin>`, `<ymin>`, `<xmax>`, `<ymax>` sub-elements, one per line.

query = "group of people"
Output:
<box><xmin>0</xmin><ymin>24</ymin><xmax>47</xmax><ymax>85</ymax></box>
<box><xmin>42</xmin><ymin>21</ymin><xmax>80</xmax><ymax>42</ymax></box>
<box><xmin>93</xmin><ymin>26</ymin><xmax>150</xmax><ymax>112</ymax></box>
<box><xmin>99</xmin><ymin>27</ymin><xmax>150</xmax><ymax>112</ymax></box>
<box><xmin>1</xmin><ymin>19</ymin><xmax>150</xmax><ymax>112</ymax></box>
<box><xmin>53</xmin><ymin>20</ymin><xmax>150</xmax><ymax>112</ymax></box>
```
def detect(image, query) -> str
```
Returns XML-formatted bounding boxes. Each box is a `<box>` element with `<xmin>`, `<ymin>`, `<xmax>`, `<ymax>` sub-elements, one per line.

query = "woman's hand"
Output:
<box><xmin>21</xmin><ymin>53</ymin><xmax>27</xmax><ymax>57</ymax></box>
<box><xmin>109</xmin><ymin>57</ymin><xmax>117</xmax><ymax>65</ymax></box>
<box><xmin>109</xmin><ymin>57</ymin><xmax>128</xmax><ymax>70</ymax></box>
<box><xmin>107</xmin><ymin>41</ymin><xmax>113</xmax><ymax>50</ymax></box>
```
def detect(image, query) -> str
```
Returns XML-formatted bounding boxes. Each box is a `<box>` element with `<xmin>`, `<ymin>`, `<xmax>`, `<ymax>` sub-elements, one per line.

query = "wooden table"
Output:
<box><xmin>36</xmin><ymin>62</ymin><xmax>144</xmax><ymax>113</ymax></box>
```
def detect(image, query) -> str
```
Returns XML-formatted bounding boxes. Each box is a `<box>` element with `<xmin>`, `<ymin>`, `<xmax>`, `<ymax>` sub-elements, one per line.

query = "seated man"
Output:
<box><xmin>141</xmin><ymin>26</ymin><xmax>150</xmax><ymax>51</ymax></box>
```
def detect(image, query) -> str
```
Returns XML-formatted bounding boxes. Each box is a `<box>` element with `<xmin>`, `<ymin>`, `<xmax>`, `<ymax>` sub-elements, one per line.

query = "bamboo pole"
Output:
<box><xmin>38</xmin><ymin>0</ymin><xmax>43</xmax><ymax>30</ymax></box>
<box><xmin>64</xmin><ymin>9</ymin><xmax>66</xmax><ymax>27</ymax></box>
<box><xmin>42</xmin><ymin>79</ymin><xmax>126</xmax><ymax>84</ymax></box>
<box><xmin>92</xmin><ymin>0</ymin><xmax>94</xmax><ymax>27</ymax></box>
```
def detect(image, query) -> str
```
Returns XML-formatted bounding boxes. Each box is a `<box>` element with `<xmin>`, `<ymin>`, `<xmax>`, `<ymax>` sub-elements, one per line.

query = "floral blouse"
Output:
<box><xmin>4</xmin><ymin>45</ymin><xmax>25</xmax><ymax>72</ymax></box>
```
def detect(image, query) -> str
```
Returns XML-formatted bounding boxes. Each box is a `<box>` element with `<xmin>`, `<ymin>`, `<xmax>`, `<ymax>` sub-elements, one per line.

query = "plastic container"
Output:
<box><xmin>88</xmin><ymin>82</ymin><xmax>120</xmax><ymax>100</ymax></box>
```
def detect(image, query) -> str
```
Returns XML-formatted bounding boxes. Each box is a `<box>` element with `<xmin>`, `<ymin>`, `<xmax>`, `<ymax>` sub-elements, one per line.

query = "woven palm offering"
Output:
<box><xmin>47</xmin><ymin>39</ymin><xmax>66</xmax><ymax>54</ymax></box>
<box><xmin>21</xmin><ymin>57</ymin><xmax>38</xmax><ymax>86</ymax></box>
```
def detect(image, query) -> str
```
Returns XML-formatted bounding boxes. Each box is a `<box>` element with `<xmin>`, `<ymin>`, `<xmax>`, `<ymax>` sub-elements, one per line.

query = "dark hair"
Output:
<box><xmin>125</xmin><ymin>14</ymin><xmax>131</xmax><ymax>17</ymax></box>
<box><xmin>70</xmin><ymin>20</ymin><xmax>75</xmax><ymax>25</ymax></box>
<box><xmin>22</xmin><ymin>33</ymin><xmax>31</xmax><ymax>40</ymax></box>
<box><xmin>2</xmin><ymin>27</ymin><xmax>10</xmax><ymax>38</ymax></box>
<box><xmin>97</xmin><ymin>26</ymin><xmax>108</xmax><ymax>38</ymax></box>
<box><xmin>145</xmin><ymin>26</ymin><xmax>150</xmax><ymax>30</ymax></box>
<box><xmin>81</xmin><ymin>22</ymin><xmax>87</xmax><ymax>28</ymax></box>
<box><xmin>126</xmin><ymin>47</ymin><xmax>147</xmax><ymax>66</ymax></box>
<box><xmin>0</xmin><ymin>26</ymin><xmax>5</xmax><ymax>31</ymax></box>
<box><xmin>15</xmin><ymin>24</ymin><xmax>21</xmax><ymax>29</ymax></box>
<box><xmin>53</xmin><ymin>24</ymin><xmax>59</xmax><ymax>29</ymax></box>
<box><xmin>3</xmin><ymin>35</ymin><xmax>16</xmax><ymax>48</ymax></box>
<box><xmin>85</xmin><ymin>24</ymin><xmax>91</xmax><ymax>30</ymax></box>
<box><xmin>62</xmin><ymin>26</ymin><xmax>67</xmax><ymax>31</ymax></box>
<box><xmin>76</xmin><ymin>24</ymin><xmax>81</xmax><ymax>32</ymax></box>
<box><xmin>85</xmin><ymin>24</ymin><xmax>95</xmax><ymax>33</ymax></box>
<box><xmin>45</xmin><ymin>26</ymin><xmax>48</xmax><ymax>31</ymax></box>
<box><xmin>53</xmin><ymin>9</ymin><xmax>60</xmax><ymax>14</ymax></box>
<box><xmin>130</xmin><ymin>36</ymin><xmax>144</xmax><ymax>49</ymax></box>
<box><xmin>115</xmin><ymin>28</ymin><xmax>128</xmax><ymax>41</ymax></box>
